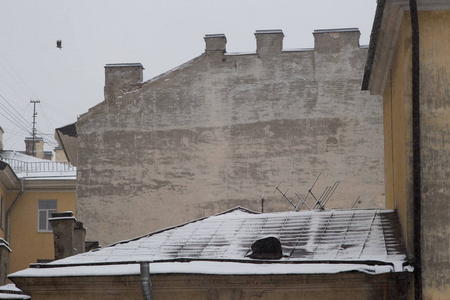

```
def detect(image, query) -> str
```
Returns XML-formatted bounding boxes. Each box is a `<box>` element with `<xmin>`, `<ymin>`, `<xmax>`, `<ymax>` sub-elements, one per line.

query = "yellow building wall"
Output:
<box><xmin>7</xmin><ymin>190</ymin><xmax>76</xmax><ymax>274</ymax></box>
<box><xmin>383</xmin><ymin>9</ymin><xmax>450</xmax><ymax>299</ymax></box>
<box><xmin>383</xmin><ymin>12</ymin><xmax>414</xmax><ymax>254</ymax></box>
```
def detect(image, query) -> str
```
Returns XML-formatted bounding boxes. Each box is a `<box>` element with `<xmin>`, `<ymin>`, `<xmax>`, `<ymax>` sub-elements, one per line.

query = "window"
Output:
<box><xmin>38</xmin><ymin>200</ymin><xmax>57</xmax><ymax>232</ymax></box>
<box><xmin>1</xmin><ymin>196</ymin><xmax>5</xmax><ymax>230</ymax></box>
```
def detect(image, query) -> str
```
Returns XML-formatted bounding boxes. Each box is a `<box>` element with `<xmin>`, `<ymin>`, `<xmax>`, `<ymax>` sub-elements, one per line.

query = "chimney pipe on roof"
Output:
<box><xmin>255</xmin><ymin>30</ymin><xmax>284</xmax><ymax>56</ymax></box>
<box><xmin>25</xmin><ymin>137</ymin><xmax>44</xmax><ymax>159</ymax></box>
<box><xmin>49</xmin><ymin>212</ymin><xmax>86</xmax><ymax>260</ymax></box>
<box><xmin>204</xmin><ymin>34</ymin><xmax>227</xmax><ymax>56</ymax></box>
<box><xmin>0</xmin><ymin>239</ymin><xmax>11</xmax><ymax>285</ymax></box>
<box><xmin>104</xmin><ymin>63</ymin><xmax>144</xmax><ymax>101</ymax></box>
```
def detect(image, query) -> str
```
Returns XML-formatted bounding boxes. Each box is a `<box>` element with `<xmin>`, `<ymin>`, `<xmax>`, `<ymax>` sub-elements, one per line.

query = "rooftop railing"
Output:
<box><xmin>1</xmin><ymin>157</ymin><xmax>76</xmax><ymax>175</ymax></box>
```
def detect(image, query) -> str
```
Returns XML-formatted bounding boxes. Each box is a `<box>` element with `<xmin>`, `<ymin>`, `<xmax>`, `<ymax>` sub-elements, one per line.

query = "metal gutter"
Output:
<box><xmin>28</xmin><ymin>258</ymin><xmax>404</xmax><ymax>269</ymax></box>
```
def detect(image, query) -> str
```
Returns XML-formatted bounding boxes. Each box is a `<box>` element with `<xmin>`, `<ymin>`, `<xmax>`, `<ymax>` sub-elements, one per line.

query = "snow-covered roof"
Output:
<box><xmin>0</xmin><ymin>151</ymin><xmax>76</xmax><ymax>179</ymax></box>
<box><xmin>0</xmin><ymin>284</ymin><xmax>30</xmax><ymax>299</ymax></box>
<box><xmin>10</xmin><ymin>207</ymin><xmax>409</xmax><ymax>278</ymax></box>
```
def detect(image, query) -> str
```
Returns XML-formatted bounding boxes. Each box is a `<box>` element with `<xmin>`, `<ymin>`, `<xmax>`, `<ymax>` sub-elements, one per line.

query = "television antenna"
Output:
<box><xmin>274</xmin><ymin>172</ymin><xmax>340</xmax><ymax>211</ymax></box>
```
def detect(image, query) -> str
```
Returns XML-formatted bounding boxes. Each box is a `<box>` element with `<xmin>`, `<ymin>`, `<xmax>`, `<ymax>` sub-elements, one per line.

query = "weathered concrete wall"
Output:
<box><xmin>418</xmin><ymin>11</ymin><xmax>450</xmax><ymax>299</ymax></box>
<box><xmin>77</xmin><ymin>29</ymin><xmax>384</xmax><ymax>245</ymax></box>
<box><xmin>13</xmin><ymin>272</ymin><xmax>409</xmax><ymax>300</ymax></box>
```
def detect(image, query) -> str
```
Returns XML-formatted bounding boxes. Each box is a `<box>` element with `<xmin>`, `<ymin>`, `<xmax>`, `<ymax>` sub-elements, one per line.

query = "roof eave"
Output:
<box><xmin>0</xmin><ymin>161</ymin><xmax>20</xmax><ymax>190</ymax></box>
<box><xmin>362</xmin><ymin>0</ymin><xmax>404</xmax><ymax>95</ymax></box>
<box><xmin>362</xmin><ymin>0</ymin><xmax>450</xmax><ymax>95</ymax></box>
<box><xmin>55</xmin><ymin>123</ymin><xmax>78</xmax><ymax>166</ymax></box>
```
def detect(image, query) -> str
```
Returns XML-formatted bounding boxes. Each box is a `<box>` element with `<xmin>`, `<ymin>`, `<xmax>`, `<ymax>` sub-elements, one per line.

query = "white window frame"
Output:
<box><xmin>37</xmin><ymin>200</ymin><xmax>57</xmax><ymax>232</ymax></box>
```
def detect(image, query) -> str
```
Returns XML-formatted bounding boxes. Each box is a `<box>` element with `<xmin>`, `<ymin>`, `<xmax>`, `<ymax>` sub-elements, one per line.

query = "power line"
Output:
<box><xmin>0</xmin><ymin>93</ymin><xmax>31</xmax><ymax>127</ymax></box>
<box><xmin>38</xmin><ymin>102</ymin><xmax>62</xmax><ymax>136</ymax></box>
<box><xmin>0</xmin><ymin>97</ymin><xmax>62</xmax><ymax>150</ymax></box>
<box><xmin>0</xmin><ymin>110</ymin><xmax>29</xmax><ymax>134</ymax></box>
<box><xmin>39</xmin><ymin>102</ymin><xmax>75</xmax><ymax>120</ymax></box>
<box><xmin>0</xmin><ymin>50</ymin><xmax>70</xmax><ymax>151</ymax></box>
<box><xmin>0</xmin><ymin>106</ymin><xmax>30</xmax><ymax>135</ymax></box>
<box><xmin>0</xmin><ymin>50</ymin><xmax>38</xmax><ymax>100</ymax></box>
<box><xmin>0</xmin><ymin>73</ymin><xmax>29</xmax><ymax>104</ymax></box>
<box><xmin>1</xmin><ymin>102</ymin><xmax>32</xmax><ymax>148</ymax></box>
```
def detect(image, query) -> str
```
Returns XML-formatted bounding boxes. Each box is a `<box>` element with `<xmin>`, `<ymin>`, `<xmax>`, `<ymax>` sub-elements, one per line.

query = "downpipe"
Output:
<box><xmin>6</xmin><ymin>178</ymin><xmax>24</xmax><ymax>243</ymax></box>
<box><xmin>409</xmin><ymin>0</ymin><xmax>422</xmax><ymax>299</ymax></box>
<box><xmin>140</xmin><ymin>262</ymin><xmax>153</xmax><ymax>300</ymax></box>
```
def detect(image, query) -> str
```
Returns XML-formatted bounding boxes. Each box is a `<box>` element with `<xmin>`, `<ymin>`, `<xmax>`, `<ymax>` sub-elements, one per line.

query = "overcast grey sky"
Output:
<box><xmin>0</xmin><ymin>0</ymin><xmax>377</xmax><ymax>152</ymax></box>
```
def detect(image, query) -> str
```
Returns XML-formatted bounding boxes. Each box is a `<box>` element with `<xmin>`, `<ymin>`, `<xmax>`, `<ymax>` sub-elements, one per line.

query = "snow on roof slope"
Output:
<box><xmin>0</xmin><ymin>151</ymin><xmax>76</xmax><ymax>178</ymax></box>
<box><xmin>10</xmin><ymin>207</ymin><xmax>409</xmax><ymax>278</ymax></box>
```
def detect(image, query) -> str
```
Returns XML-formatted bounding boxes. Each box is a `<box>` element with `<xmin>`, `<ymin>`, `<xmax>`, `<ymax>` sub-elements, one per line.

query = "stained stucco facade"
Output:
<box><xmin>12</xmin><ymin>273</ymin><xmax>408</xmax><ymax>300</ymax></box>
<box><xmin>77</xmin><ymin>29</ymin><xmax>384</xmax><ymax>245</ymax></box>
<box><xmin>363</xmin><ymin>1</ymin><xmax>450</xmax><ymax>298</ymax></box>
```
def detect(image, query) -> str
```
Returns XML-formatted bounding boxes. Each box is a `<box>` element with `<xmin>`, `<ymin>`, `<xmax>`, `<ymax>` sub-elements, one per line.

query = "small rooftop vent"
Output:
<box><xmin>247</xmin><ymin>236</ymin><xmax>283</xmax><ymax>259</ymax></box>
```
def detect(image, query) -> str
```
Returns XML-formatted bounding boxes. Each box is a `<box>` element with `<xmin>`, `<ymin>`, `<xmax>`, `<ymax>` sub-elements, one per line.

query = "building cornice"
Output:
<box><xmin>392</xmin><ymin>0</ymin><xmax>450</xmax><ymax>10</ymax></box>
<box><xmin>23</xmin><ymin>178</ymin><xmax>76</xmax><ymax>191</ymax></box>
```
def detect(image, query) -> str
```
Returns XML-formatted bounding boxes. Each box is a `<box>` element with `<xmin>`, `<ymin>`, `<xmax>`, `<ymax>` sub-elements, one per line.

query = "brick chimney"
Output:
<box><xmin>255</xmin><ymin>30</ymin><xmax>284</xmax><ymax>56</ymax></box>
<box><xmin>49</xmin><ymin>212</ymin><xmax>86</xmax><ymax>260</ymax></box>
<box><xmin>54</xmin><ymin>147</ymin><xmax>68</xmax><ymax>162</ymax></box>
<box><xmin>313</xmin><ymin>28</ymin><xmax>360</xmax><ymax>52</ymax></box>
<box><xmin>104</xmin><ymin>63</ymin><xmax>144</xmax><ymax>101</ymax></box>
<box><xmin>204</xmin><ymin>34</ymin><xmax>227</xmax><ymax>56</ymax></box>
<box><xmin>24</xmin><ymin>136</ymin><xmax>44</xmax><ymax>159</ymax></box>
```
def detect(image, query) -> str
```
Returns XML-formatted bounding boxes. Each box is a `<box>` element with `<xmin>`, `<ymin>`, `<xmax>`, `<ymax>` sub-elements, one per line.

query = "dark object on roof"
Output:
<box><xmin>56</xmin><ymin>40</ymin><xmax>62</xmax><ymax>50</ymax></box>
<box><xmin>248</xmin><ymin>236</ymin><xmax>283</xmax><ymax>259</ymax></box>
<box><xmin>85</xmin><ymin>241</ymin><xmax>100</xmax><ymax>252</ymax></box>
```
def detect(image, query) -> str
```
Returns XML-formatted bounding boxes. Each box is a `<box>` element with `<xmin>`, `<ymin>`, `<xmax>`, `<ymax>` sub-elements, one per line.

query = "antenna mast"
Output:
<box><xmin>30</xmin><ymin>99</ymin><xmax>40</xmax><ymax>157</ymax></box>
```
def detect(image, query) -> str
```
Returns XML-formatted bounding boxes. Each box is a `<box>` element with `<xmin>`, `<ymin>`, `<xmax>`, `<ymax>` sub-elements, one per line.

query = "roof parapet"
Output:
<box><xmin>255</xmin><ymin>29</ymin><xmax>284</xmax><ymax>56</ymax></box>
<box><xmin>313</xmin><ymin>28</ymin><xmax>361</xmax><ymax>52</ymax></box>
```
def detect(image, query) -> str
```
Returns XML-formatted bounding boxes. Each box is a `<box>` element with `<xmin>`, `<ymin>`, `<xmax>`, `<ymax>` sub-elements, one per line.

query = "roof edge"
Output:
<box><xmin>362</xmin><ymin>0</ymin><xmax>386</xmax><ymax>91</ymax></box>
<box><xmin>24</xmin><ymin>257</ymin><xmax>401</xmax><ymax>270</ymax></box>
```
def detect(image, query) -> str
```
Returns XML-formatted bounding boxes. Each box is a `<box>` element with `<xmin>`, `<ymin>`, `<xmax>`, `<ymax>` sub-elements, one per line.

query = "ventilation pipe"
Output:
<box><xmin>6</xmin><ymin>178</ymin><xmax>24</xmax><ymax>243</ymax></box>
<box><xmin>247</xmin><ymin>236</ymin><xmax>283</xmax><ymax>259</ymax></box>
<box><xmin>140</xmin><ymin>262</ymin><xmax>153</xmax><ymax>300</ymax></box>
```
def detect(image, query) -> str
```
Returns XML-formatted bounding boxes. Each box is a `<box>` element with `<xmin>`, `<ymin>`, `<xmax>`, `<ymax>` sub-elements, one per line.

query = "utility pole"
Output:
<box><xmin>30</xmin><ymin>100</ymin><xmax>40</xmax><ymax>157</ymax></box>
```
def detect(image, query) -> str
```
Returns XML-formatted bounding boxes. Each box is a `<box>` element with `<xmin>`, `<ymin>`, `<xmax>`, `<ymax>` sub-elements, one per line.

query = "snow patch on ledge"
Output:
<box><xmin>9</xmin><ymin>261</ymin><xmax>397</xmax><ymax>278</ymax></box>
